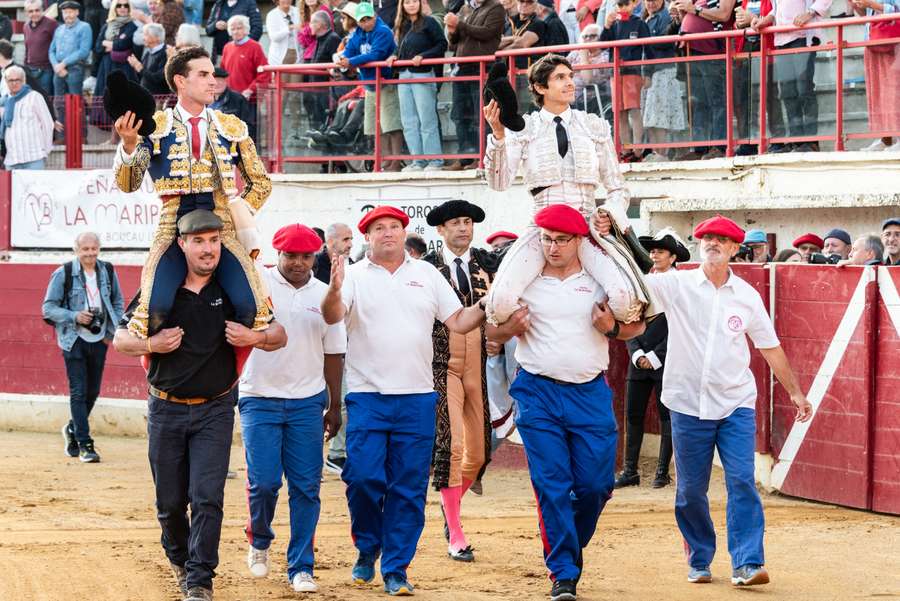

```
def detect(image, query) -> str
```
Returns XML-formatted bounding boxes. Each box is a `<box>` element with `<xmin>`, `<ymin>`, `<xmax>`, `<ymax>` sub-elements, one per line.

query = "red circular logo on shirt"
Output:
<box><xmin>727</xmin><ymin>315</ymin><xmax>744</xmax><ymax>332</ymax></box>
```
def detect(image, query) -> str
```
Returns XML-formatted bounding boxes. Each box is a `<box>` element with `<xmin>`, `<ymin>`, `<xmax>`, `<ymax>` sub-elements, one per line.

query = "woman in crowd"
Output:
<box><xmin>852</xmin><ymin>0</ymin><xmax>900</xmax><ymax>151</ymax></box>
<box><xmin>93</xmin><ymin>0</ymin><xmax>139</xmax><ymax>100</ymax></box>
<box><xmin>774</xmin><ymin>248</ymin><xmax>802</xmax><ymax>262</ymax></box>
<box><xmin>641</xmin><ymin>0</ymin><xmax>684</xmax><ymax>161</ymax></box>
<box><xmin>565</xmin><ymin>24</ymin><xmax>612</xmax><ymax>117</ymax></box>
<box><xmin>267</xmin><ymin>0</ymin><xmax>301</xmax><ymax>66</ymax></box>
<box><xmin>387</xmin><ymin>0</ymin><xmax>448</xmax><ymax>171</ymax></box>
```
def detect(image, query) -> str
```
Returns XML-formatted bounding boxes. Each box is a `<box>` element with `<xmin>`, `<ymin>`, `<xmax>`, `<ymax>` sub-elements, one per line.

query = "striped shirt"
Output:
<box><xmin>3</xmin><ymin>90</ymin><xmax>54</xmax><ymax>166</ymax></box>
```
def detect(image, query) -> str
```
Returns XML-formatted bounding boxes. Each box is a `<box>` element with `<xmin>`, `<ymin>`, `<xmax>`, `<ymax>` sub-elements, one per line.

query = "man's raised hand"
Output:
<box><xmin>114</xmin><ymin>110</ymin><xmax>143</xmax><ymax>155</ymax></box>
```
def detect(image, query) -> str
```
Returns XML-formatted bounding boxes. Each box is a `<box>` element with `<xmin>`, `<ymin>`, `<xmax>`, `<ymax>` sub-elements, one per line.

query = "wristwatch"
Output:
<box><xmin>604</xmin><ymin>321</ymin><xmax>621</xmax><ymax>339</ymax></box>
<box><xmin>694</xmin><ymin>6</ymin><xmax>702</xmax><ymax>16</ymax></box>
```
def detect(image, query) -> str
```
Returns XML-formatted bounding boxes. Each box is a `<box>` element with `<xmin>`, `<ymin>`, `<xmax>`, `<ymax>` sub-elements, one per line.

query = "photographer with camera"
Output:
<box><xmin>42</xmin><ymin>232</ymin><xmax>124</xmax><ymax>464</ymax></box>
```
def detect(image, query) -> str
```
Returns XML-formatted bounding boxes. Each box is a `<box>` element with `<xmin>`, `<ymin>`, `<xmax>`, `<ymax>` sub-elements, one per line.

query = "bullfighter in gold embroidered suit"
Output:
<box><xmin>113</xmin><ymin>46</ymin><xmax>272</xmax><ymax>338</ymax></box>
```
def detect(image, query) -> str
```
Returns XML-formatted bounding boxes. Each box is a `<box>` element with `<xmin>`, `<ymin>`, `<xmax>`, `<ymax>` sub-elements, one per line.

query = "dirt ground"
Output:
<box><xmin>0</xmin><ymin>431</ymin><xmax>897</xmax><ymax>601</ymax></box>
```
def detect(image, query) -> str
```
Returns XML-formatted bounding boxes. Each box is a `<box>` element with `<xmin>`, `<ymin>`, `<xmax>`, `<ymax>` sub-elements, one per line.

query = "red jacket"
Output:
<box><xmin>221</xmin><ymin>38</ymin><xmax>270</xmax><ymax>100</ymax></box>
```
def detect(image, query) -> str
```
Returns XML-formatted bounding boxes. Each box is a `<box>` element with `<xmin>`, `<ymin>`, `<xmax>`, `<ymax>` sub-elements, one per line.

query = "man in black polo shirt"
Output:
<box><xmin>114</xmin><ymin>209</ymin><xmax>287</xmax><ymax>601</ymax></box>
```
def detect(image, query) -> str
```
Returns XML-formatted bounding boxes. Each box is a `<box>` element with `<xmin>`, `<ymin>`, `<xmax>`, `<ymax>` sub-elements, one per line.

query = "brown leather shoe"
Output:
<box><xmin>442</xmin><ymin>160</ymin><xmax>465</xmax><ymax>171</ymax></box>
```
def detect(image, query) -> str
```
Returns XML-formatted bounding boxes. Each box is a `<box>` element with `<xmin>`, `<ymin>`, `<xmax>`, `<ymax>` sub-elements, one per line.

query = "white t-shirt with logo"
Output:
<box><xmin>77</xmin><ymin>270</ymin><xmax>106</xmax><ymax>343</ymax></box>
<box><xmin>341</xmin><ymin>254</ymin><xmax>463</xmax><ymax>394</ymax></box>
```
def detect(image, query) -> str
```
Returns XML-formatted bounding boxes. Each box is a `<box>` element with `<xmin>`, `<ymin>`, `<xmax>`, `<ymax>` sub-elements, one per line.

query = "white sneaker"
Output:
<box><xmin>247</xmin><ymin>546</ymin><xmax>269</xmax><ymax>578</ymax></box>
<box><xmin>292</xmin><ymin>571</ymin><xmax>319</xmax><ymax>592</ymax></box>
<box><xmin>862</xmin><ymin>139</ymin><xmax>887</xmax><ymax>152</ymax></box>
<box><xmin>401</xmin><ymin>163</ymin><xmax>424</xmax><ymax>172</ymax></box>
<box><xmin>642</xmin><ymin>151</ymin><xmax>668</xmax><ymax>163</ymax></box>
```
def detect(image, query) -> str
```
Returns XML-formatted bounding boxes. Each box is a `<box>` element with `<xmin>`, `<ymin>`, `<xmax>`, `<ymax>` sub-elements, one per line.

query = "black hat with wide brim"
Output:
<box><xmin>103</xmin><ymin>70</ymin><xmax>157</xmax><ymax>137</ymax></box>
<box><xmin>639</xmin><ymin>234</ymin><xmax>691</xmax><ymax>263</ymax></box>
<box><xmin>426</xmin><ymin>200</ymin><xmax>486</xmax><ymax>227</ymax></box>
<box><xmin>482</xmin><ymin>60</ymin><xmax>525</xmax><ymax>133</ymax></box>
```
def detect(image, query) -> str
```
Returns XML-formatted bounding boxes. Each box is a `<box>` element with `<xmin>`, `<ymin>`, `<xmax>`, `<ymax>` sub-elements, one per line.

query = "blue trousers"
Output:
<box><xmin>62</xmin><ymin>337</ymin><xmax>108</xmax><ymax>445</ymax></box>
<box><xmin>670</xmin><ymin>408</ymin><xmax>765</xmax><ymax>570</ymax></box>
<box><xmin>147</xmin><ymin>391</ymin><xmax>235</xmax><ymax>590</ymax></box>
<box><xmin>342</xmin><ymin>391</ymin><xmax>437</xmax><ymax>579</ymax></box>
<box><xmin>510</xmin><ymin>370</ymin><xmax>618</xmax><ymax>582</ymax></box>
<box><xmin>239</xmin><ymin>391</ymin><xmax>327</xmax><ymax>580</ymax></box>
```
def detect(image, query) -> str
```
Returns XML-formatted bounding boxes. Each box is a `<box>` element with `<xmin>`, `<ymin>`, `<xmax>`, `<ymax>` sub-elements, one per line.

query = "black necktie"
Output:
<box><xmin>554</xmin><ymin>115</ymin><xmax>568</xmax><ymax>158</ymax></box>
<box><xmin>454</xmin><ymin>257</ymin><xmax>471</xmax><ymax>299</ymax></box>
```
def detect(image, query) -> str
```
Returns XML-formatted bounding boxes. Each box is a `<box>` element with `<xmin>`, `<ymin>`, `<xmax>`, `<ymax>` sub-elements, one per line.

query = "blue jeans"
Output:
<box><xmin>670</xmin><ymin>408</ymin><xmax>765</xmax><ymax>570</ymax></box>
<box><xmin>8</xmin><ymin>158</ymin><xmax>45</xmax><ymax>169</ymax></box>
<box><xmin>147</xmin><ymin>391</ymin><xmax>235</xmax><ymax>590</ymax></box>
<box><xmin>53</xmin><ymin>64</ymin><xmax>85</xmax><ymax>125</ymax></box>
<box><xmin>239</xmin><ymin>391</ymin><xmax>327</xmax><ymax>580</ymax></box>
<box><xmin>687</xmin><ymin>57</ymin><xmax>726</xmax><ymax>150</ymax></box>
<box><xmin>510</xmin><ymin>370</ymin><xmax>617</xmax><ymax>582</ymax></box>
<box><xmin>181</xmin><ymin>0</ymin><xmax>204</xmax><ymax>25</ymax></box>
<box><xmin>27</xmin><ymin>66</ymin><xmax>53</xmax><ymax>95</ymax></box>
<box><xmin>342</xmin><ymin>391</ymin><xmax>437</xmax><ymax>579</ymax></box>
<box><xmin>61</xmin><ymin>337</ymin><xmax>108</xmax><ymax>445</ymax></box>
<box><xmin>398</xmin><ymin>70</ymin><xmax>443</xmax><ymax>167</ymax></box>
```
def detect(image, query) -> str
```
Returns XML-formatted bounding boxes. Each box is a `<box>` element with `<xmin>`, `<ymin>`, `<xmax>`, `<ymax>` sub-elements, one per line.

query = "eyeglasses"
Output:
<box><xmin>115</xmin><ymin>3</ymin><xmax>129</xmax><ymax>7</ymax></box>
<box><xmin>582</xmin><ymin>34</ymin><xmax>598</xmax><ymax>40</ymax></box>
<box><xmin>540</xmin><ymin>235</ymin><xmax>575</xmax><ymax>247</ymax></box>
<box><xmin>6</xmin><ymin>78</ymin><xmax>24</xmax><ymax>83</ymax></box>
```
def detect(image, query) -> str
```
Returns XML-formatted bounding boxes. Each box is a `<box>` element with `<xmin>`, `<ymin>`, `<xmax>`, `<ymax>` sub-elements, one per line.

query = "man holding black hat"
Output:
<box><xmin>239</xmin><ymin>223</ymin><xmax>345</xmax><ymax>594</ymax></box>
<box><xmin>616</xmin><ymin>228</ymin><xmax>690</xmax><ymax>490</ymax></box>
<box><xmin>423</xmin><ymin>200</ymin><xmax>499</xmax><ymax>563</ymax></box>
<box><xmin>321</xmin><ymin>205</ymin><xmax>488</xmax><ymax>595</ymax></box>
<box><xmin>883</xmin><ymin>218</ymin><xmax>900</xmax><ymax>265</ymax></box>
<box><xmin>823</xmin><ymin>228</ymin><xmax>852</xmax><ymax>261</ymax></box>
<box><xmin>114</xmin><ymin>209</ymin><xmax>287</xmax><ymax>601</ymax></box>
<box><xmin>488</xmin><ymin>203</ymin><xmax>646</xmax><ymax>601</ymax></box>
<box><xmin>595</xmin><ymin>212</ymin><xmax>812</xmax><ymax>588</ymax></box>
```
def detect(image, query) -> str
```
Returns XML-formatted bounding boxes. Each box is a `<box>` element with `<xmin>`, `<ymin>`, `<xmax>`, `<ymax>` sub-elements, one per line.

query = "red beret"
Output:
<box><xmin>693</xmin><ymin>214</ymin><xmax>745</xmax><ymax>244</ymax></box>
<box><xmin>486</xmin><ymin>230</ymin><xmax>518</xmax><ymax>244</ymax></box>
<box><xmin>534</xmin><ymin>204</ymin><xmax>589</xmax><ymax>236</ymax></box>
<box><xmin>793</xmin><ymin>233</ymin><xmax>824</xmax><ymax>249</ymax></box>
<box><xmin>272</xmin><ymin>223</ymin><xmax>323</xmax><ymax>254</ymax></box>
<box><xmin>358</xmin><ymin>205</ymin><xmax>410</xmax><ymax>234</ymax></box>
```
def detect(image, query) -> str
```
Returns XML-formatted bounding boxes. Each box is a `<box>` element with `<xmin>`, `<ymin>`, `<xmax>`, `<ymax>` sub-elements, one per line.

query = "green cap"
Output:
<box><xmin>355</xmin><ymin>2</ymin><xmax>375</xmax><ymax>20</ymax></box>
<box><xmin>177</xmin><ymin>209</ymin><xmax>224</xmax><ymax>235</ymax></box>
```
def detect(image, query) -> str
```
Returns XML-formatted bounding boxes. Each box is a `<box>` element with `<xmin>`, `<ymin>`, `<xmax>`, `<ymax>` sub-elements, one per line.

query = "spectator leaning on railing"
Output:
<box><xmin>882</xmin><ymin>218</ymin><xmax>900</xmax><ymax>265</ymax></box>
<box><xmin>206</xmin><ymin>0</ymin><xmax>263</xmax><ymax>62</ymax></box>
<box><xmin>338</xmin><ymin>2</ymin><xmax>404</xmax><ymax>171</ymax></box>
<box><xmin>128</xmin><ymin>22</ymin><xmax>170</xmax><ymax>95</ymax></box>
<box><xmin>23</xmin><ymin>0</ymin><xmax>59</xmax><ymax>96</ymax></box>
<box><xmin>388</xmin><ymin>0</ymin><xmax>449</xmax><ymax>171</ymax></box>
<box><xmin>1</xmin><ymin>65</ymin><xmax>54</xmax><ymax>170</ymax></box>
<box><xmin>838</xmin><ymin>235</ymin><xmax>884</xmax><ymax>266</ymax></box>
<box><xmin>444</xmin><ymin>0</ymin><xmax>505</xmax><ymax>171</ymax></box>
<box><xmin>601</xmin><ymin>0</ymin><xmax>649</xmax><ymax>162</ymax></box>
<box><xmin>752</xmin><ymin>0</ymin><xmax>832</xmax><ymax>153</ymax></box>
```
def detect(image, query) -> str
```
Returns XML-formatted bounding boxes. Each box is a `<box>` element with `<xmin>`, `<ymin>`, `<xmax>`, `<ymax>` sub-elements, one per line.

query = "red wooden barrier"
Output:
<box><xmin>872</xmin><ymin>268</ymin><xmax>900</xmax><ymax>514</ymax></box>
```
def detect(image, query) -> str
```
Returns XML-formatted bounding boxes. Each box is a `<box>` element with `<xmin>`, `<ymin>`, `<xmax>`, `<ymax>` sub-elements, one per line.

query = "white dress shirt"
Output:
<box><xmin>647</xmin><ymin>267</ymin><xmax>780</xmax><ymax>420</ymax></box>
<box><xmin>341</xmin><ymin>254</ymin><xmax>463</xmax><ymax>394</ymax></box>
<box><xmin>2</xmin><ymin>90</ymin><xmax>54</xmax><ymax>166</ymax></box>
<box><xmin>442</xmin><ymin>246</ymin><xmax>471</xmax><ymax>292</ymax></box>
<box><xmin>265</xmin><ymin>5</ymin><xmax>300</xmax><ymax>65</ymax></box>
<box><xmin>515</xmin><ymin>270</ymin><xmax>610</xmax><ymax>384</ymax></box>
<box><xmin>240</xmin><ymin>268</ymin><xmax>346</xmax><ymax>400</ymax></box>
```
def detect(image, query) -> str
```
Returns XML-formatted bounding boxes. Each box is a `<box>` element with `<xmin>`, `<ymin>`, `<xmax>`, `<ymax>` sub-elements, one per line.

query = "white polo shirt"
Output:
<box><xmin>647</xmin><ymin>267</ymin><xmax>780</xmax><ymax>420</ymax></box>
<box><xmin>341</xmin><ymin>254</ymin><xmax>463</xmax><ymax>394</ymax></box>
<box><xmin>515</xmin><ymin>270</ymin><xmax>610</xmax><ymax>384</ymax></box>
<box><xmin>240</xmin><ymin>267</ymin><xmax>347</xmax><ymax>400</ymax></box>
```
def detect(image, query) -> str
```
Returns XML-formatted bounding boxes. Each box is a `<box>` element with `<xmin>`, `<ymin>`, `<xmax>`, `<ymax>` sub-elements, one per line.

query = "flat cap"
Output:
<box><xmin>693</xmin><ymin>214</ymin><xmax>744</xmax><ymax>244</ymax></box>
<box><xmin>214</xmin><ymin>66</ymin><xmax>229</xmax><ymax>78</ymax></box>
<box><xmin>534</xmin><ymin>204</ymin><xmax>589</xmax><ymax>236</ymax></box>
<box><xmin>272</xmin><ymin>224</ymin><xmax>322</xmax><ymax>254</ymax></box>
<box><xmin>177</xmin><ymin>209</ymin><xmax>224</xmax><ymax>235</ymax></box>
<box><xmin>358</xmin><ymin>205</ymin><xmax>409</xmax><ymax>234</ymax></box>
<box><xmin>59</xmin><ymin>0</ymin><xmax>81</xmax><ymax>9</ymax></box>
<box><xmin>425</xmin><ymin>200</ymin><xmax>485</xmax><ymax>227</ymax></box>
<box><xmin>793</xmin><ymin>233</ymin><xmax>824</xmax><ymax>249</ymax></box>
<box><xmin>882</xmin><ymin>217</ymin><xmax>900</xmax><ymax>230</ymax></box>
<box><xmin>823</xmin><ymin>228</ymin><xmax>851</xmax><ymax>245</ymax></box>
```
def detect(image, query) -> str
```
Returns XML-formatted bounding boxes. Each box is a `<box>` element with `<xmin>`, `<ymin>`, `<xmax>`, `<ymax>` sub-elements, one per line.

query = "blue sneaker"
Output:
<box><xmin>351</xmin><ymin>551</ymin><xmax>378</xmax><ymax>584</ymax></box>
<box><xmin>687</xmin><ymin>567</ymin><xmax>712</xmax><ymax>583</ymax></box>
<box><xmin>383</xmin><ymin>573</ymin><xmax>414</xmax><ymax>596</ymax></box>
<box><xmin>731</xmin><ymin>564</ymin><xmax>769</xmax><ymax>586</ymax></box>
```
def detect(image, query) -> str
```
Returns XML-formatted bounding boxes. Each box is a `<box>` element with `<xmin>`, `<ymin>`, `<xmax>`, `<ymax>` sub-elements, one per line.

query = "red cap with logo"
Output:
<box><xmin>693</xmin><ymin>214</ymin><xmax>745</xmax><ymax>244</ymax></box>
<box><xmin>357</xmin><ymin>206</ymin><xmax>410</xmax><ymax>234</ymax></box>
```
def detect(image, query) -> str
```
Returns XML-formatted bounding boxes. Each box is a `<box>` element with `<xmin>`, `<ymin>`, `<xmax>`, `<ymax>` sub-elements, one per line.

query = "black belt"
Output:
<box><xmin>149</xmin><ymin>385</ymin><xmax>233</xmax><ymax>405</ymax></box>
<box><xmin>531</xmin><ymin>371</ymin><xmax>605</xmax><ymax>387</ymax></box>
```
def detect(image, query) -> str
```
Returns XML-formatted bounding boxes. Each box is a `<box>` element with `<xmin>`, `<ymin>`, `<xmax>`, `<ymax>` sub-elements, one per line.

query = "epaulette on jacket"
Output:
<box><xmin>210</xmin><ymin>110</ymin><xmax>249</xmax><ymax>142</ymax></box>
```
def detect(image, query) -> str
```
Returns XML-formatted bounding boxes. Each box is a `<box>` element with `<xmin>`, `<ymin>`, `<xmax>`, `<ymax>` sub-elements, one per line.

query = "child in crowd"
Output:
<box><xmin>601</xmin><ymin>0</ymin><xmax>649</xmax><ymax>161</ymax></box>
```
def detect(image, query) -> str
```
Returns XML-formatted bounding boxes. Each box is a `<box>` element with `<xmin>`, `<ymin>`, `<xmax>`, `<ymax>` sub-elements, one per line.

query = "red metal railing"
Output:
<box><xmin>259</xmin><ymin>12</ymin><xmax>900</xmax><ymax>173</ymax></box>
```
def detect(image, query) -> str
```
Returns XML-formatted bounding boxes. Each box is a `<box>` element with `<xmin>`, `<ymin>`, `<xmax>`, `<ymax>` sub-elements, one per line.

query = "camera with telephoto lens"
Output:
<box><xmin>807</xmin><ymin>252</ymin><xmax>841</xmax><ymax>265</ymax></box>
<box><xmin>86</xmin><ymin>307</ymin><xmax>104</xmax><ymax>335</ymax></box>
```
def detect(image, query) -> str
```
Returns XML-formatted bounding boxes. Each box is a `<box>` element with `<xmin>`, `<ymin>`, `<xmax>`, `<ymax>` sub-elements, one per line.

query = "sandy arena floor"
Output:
<box><xmin>0</xmin><ymin>431</ymin><xmax>897</xmax><ymax>601</ymax></box>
